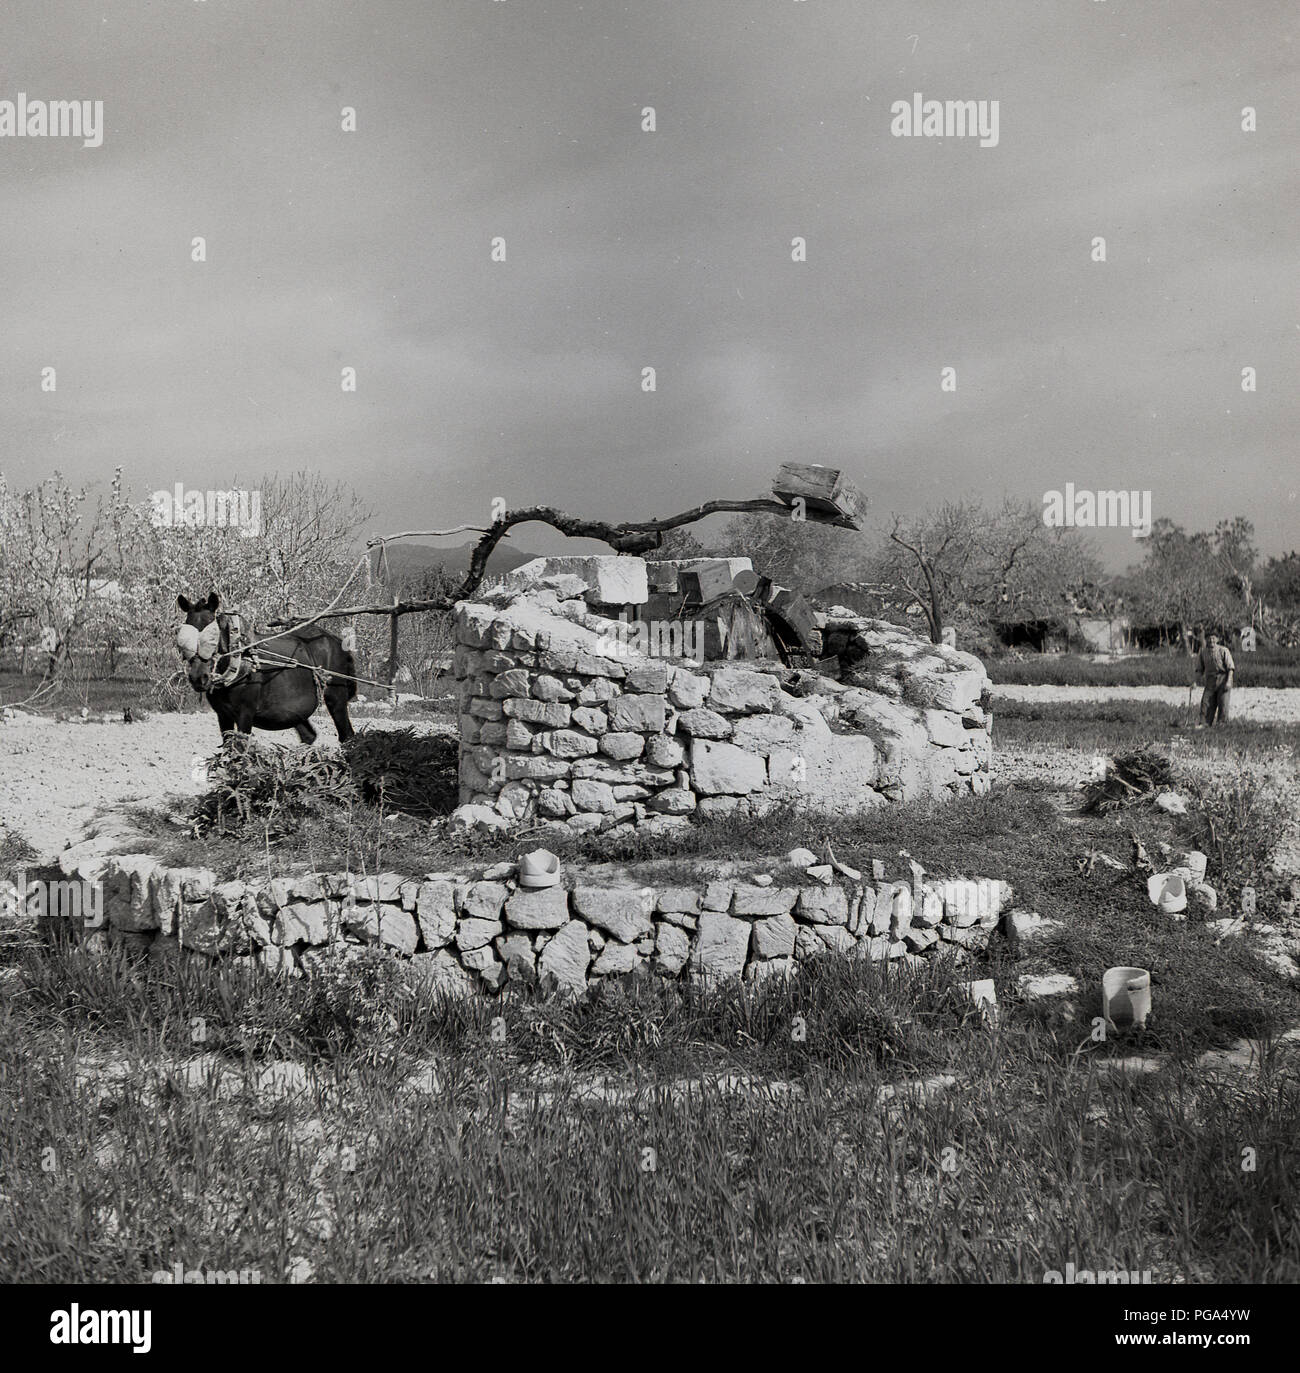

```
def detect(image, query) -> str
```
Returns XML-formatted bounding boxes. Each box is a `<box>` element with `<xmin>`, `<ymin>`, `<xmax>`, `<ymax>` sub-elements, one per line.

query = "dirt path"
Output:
<box><xmin>0</xmin><ymin>706</ymin><xmax>449</xmax><ymax>862</ymax></box>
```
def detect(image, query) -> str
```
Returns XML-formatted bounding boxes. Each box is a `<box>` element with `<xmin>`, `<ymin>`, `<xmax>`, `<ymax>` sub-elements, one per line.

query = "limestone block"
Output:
<box><xmin>796</xmin><ymin>887</ymin><xmax>849</xmax><ymax>926</ymax></box>
<box><xmin>503</xmin><ymin>698</ymin><xmax>570</xmax><ymax>727</ymax></box>
<box><xmin>415</xmin><ymin>880</ymin><xmax>459</xmax><ymax>949</ymax></box>
<box><xmin>751</xmin><ymin>911</ymin><xmax>797</xmax><ymax>959</ymax></box>
<box><xmin>645</xmin><ymin>735</ymin><xmax>685</xmax><ymax>767</ymax></box>
<box><xmin>533</xmin><ymin>674</ymin><xmax>575</xmax><ymax>701</ymax></box>
<box><xmin>598</xmin><ymin>731</ymin><xmax>644</xmax><ymax>760</ymax></box>
<box><xmin>690</xmin><ymin>911</ymin><xmax>751</xmax><ymax>980</ymax></box>
<box><xmin>592</xmin><ymin>941</ymin><xmax>641</xmax><ymax>976</ymax></box>
<box><xmin>571</xmin><ymin>779</ymin><xmax>617</xmax><ymax>812</ymax></box>
<box><xmin>691</xmin><ymin>739</ymin><xmax>767</xmax><ymax>795</ymax></box>
<box><xmin>456</xmin><ymin>917</ymin><xmax>503</xmax><ymax>952</ymax></box>
<box><xmin>732</xmin><ymin>886</ymin><xmax>799</xmax><ymax>917</ymax></box>
<box><xmin>654</xmin><ymin>923</ymin><xmax>692</xmax><ymax>976</ymax></box>
<box><xmin>676</xmin><ymin>708</ymin><xmax>731</xmax><ymax>739</ymax></box>
<box><xmin>538</xmin><ymin>920</ymin><xmax>592</xmax><ymax>995</ymax></box>
<box><xmin>625</xmin><ymin>660</ymin><xmax>669</xmax><ymax>693</ymax></box>
<box><xmin>504</xmin><ymin>885</ymin><xmax>571</xmax><ymax>931</ymax></box>
<box><xmin>707</xmin><ymin>668</ymin><xmax>780</xmax><ymax>714</ymax></box>
<box><xmin>538</xmin><ymin>729</ymin><xmax>599</xmax><ymax>759</ymax></box>
<box><xmin>609</xmin><ymin>694</ymin><xmax>667</xmax><ymax>733</ymax></box>
<box><xmin>461</xmin><ymin>881</ymin><xmax>508</xmax><ymax>921</ymax></box>
<box><xmin>345</xmin><ymin>903</ymin><xmax>419</xmax><ymax>954</ymax></box>
<box><xmin>489</xmin><ymin>668</ymin><xmax>532</xmax><ymax>699</ymax></box>
<box><xmin>730</xmin><ymin>713</ymin><xmax>797</xmax><ymax>753</ymax></box>
<box><xmin>657</xmin><ymin>887</ymin><xmax>701</xmax><ymax>915</ymax></box>
<box><xmin>667</xmin><ymin>667</ymin><xmax>710</xmax><ymax>709</ymax></box>
<box><xmin>571</xmin><ymin>887</ymin><xmax>654</xmax><ymax>942</ymax></box>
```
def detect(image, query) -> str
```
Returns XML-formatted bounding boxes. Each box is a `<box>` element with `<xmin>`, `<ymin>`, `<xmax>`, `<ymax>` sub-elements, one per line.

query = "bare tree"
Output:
<box><xmin>875</xmin><ymin>499</ymin><xmax>1101</xmax><ymax>644</ymax></box>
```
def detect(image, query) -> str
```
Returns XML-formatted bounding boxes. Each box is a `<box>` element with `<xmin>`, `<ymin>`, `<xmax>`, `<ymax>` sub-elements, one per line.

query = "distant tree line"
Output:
<box><xmin>656</xmin><ymin>501</ymin><xmax>1300</xmax><ymax>653</ymax></box>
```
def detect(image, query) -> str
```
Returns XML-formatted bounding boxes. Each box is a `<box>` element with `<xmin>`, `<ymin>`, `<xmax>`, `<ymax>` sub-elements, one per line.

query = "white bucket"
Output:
<box><xmin>1103</xmin><ymin>967</ymin><xmax>1151</xmax><ymax>1031</ymax></box>
<box><xmin>1146</xmin><ymin>871</ymin><xmax>1187</xmax><ymax>914</ymax></box>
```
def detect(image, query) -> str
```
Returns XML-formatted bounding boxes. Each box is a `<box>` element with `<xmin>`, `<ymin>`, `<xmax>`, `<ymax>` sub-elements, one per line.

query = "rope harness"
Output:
<box><xmin>175</xmin><ymin>613</ymin><xmax>257</xmax><ymax>689</ymax></box>
<box><xmin>175</xmin><ymin>611</ymin><xmax>395</xmax><ymax>700</ymax></box>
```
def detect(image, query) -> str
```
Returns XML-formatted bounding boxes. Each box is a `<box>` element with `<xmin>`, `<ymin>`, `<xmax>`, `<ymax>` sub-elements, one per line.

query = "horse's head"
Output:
<box><xmin>176</xmin><ymin>591</ymin><xmax>223</xmax><ymax>691</ymax></box>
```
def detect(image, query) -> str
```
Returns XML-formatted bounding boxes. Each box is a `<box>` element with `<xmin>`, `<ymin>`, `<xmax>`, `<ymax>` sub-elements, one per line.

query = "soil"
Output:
<box><xmin>0</xmin><ymin>704</ymin><xmax>452</xmax><ymax>862</ymax></box>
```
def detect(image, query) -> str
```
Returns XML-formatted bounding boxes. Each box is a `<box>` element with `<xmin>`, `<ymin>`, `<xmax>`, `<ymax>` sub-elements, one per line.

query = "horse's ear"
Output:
<box><xmin>206</xmin><ymin>591</ymin><xmax>220</xmax><ymax>611</ymax></box>
<box><xmin>177</xmin><ymin>595</ymin><xmax>192</xmax><ymax>613</ymax></box>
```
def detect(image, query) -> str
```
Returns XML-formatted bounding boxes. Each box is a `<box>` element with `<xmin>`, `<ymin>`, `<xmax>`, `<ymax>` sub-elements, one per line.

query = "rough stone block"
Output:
<box><xmin>345</xmin><ymin>903</ymin><xmax>419</xmax><ymax>954</ymax></box>
<box><xmin>538</xmin><ymin>920</ymin><xmax>592</xmax><ymax>995</ymax></box>
<box><xmin>539</xmin><ymin>729</ymin><xmax>600</xmax><ymax>759</ymax></box>
<box><xmin>667</xmin><ymin>667</ymin><xmax>710</xmax><ymax>709</ymax></box>
<box><xmin>751</xmin><ymin>911</ymin><xmax>797</xmax><ymax>960</ymax></box>
<box><xmin>275</xmin><ymin>901</ymin><xmax>331</xmax><ymax>947</ymax></box>
<box><xmin>456</xmin><ymin>917</ymin><xmax>503</xmax><ymax>952</ymax></box>
<box><xmin>571</xmin><ymin>887</ymin><xmax>654</xmax><ymax>943</ymax></box>
<box><xmin>691</xmin><ymin>739</ymin><xmax>767</xmax><ymax>795</ymax></box>
<box><xmin>654</xmin><ymin>923</ymin><xmax>692</xmax><ymax>976</ymax></box>
<box><xmin>503</xmin><ymin>698</ymin><xmax>570</xmax><ymax>727</ymax></box>
<box><xmin>733</xmin><ymin>886</ymin><xmax>799</xmax><ymax>917</ymax></box>
<box><xmin>730</xmin><ymin>714</ymin><xmax>797</xmax><ymax>753</ymax></box>
<box><xmin>707</xmin><ymin>668</ymin><xmax>780</xmax><ymax>714</ymax></box>
<box><xmin>571</xmin><ymin>779</ymin><xmax>617</xmax><ymax>812</ymax></box>
<box><xmin>504</xmin><ymin>885</ymin><xmax>571</xmax><ymax>931</ymax></box>
<box><xmin>598</xmin><ymin>731</ymin><xmax>644</xmax><ymax>760</ymax></box>
<box><xmin>657</xmin><ymin>887</ymin><xmax>701</xmax><ymax>915</ymax></box>
<box><xmin>461</xmin><ymin>881</ymin><xmax>508</xmax><ymax>922</ymax></box>
<box><xmin>592</xmin><ymin>941</ymin><xmax>641</xmax><ymax>976</ymax></box>
<box><xmin>623</xmin><ymin>660</ymin><xmax>668</xmax><ymax>693</ymax></box>
<box><xmin>489</xmin><ymin>668</ymin><xmax>532</xmax><ymax>699</ymax></box>
<box><xmin>676</xmin><ymin>707</ymin><xmax>731</xmax><ymax>739</ymax></box>
<box><xmin>415</xmin><ymin>880</ymin><xmax>459</xmax><ymax>949</ymax></box>
<box><xmin>691</xmin><ymin>911</ymin><xmax>751</xmax><ymax>980</ymax></box>
<box><xmin>609</xmin><ymin>694</ymin><xmax>667</xmax><ymax>733</ymax></box>
<box><xmin>796</xmin><ymin>886</ymin><xmax>849</xmax><ymax>926</ymax></box>
<box><xmin>532</xmin><ymin>674</ymin><xmax>575</xmax><ymax>701</ymax></box>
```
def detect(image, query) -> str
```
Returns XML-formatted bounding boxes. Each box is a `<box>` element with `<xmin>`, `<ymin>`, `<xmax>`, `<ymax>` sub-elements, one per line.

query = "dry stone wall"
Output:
<box><xmin>453</xmin><ymin>556</ymin><xmax>993</xmax><ymax>835</ymax></box>
<box><xmin>61</xmin><ymin>852</ymin><xmax>1013</xmax><ymax>996</ymax></box>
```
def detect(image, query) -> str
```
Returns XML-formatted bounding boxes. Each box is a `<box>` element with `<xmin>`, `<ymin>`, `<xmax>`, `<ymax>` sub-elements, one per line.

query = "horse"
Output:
<box><xmin>176</xmin><ymin>591</ymin><xmax>356</xmax><ymax>743</ymax></box>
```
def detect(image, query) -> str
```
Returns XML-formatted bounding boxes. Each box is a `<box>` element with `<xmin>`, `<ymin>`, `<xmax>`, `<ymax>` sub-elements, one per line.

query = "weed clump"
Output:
<box><xmin>1081</xmin><ymin>746</ymin><xmax>1175</xmax><ymax>813</ymax></box>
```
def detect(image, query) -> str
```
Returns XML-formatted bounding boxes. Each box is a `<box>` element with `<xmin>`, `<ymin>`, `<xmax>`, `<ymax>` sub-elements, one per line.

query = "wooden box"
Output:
<box><xmin>770</xmin><ymin>463</ymin><xmax>869</xmax><ymax>530</ymax></box>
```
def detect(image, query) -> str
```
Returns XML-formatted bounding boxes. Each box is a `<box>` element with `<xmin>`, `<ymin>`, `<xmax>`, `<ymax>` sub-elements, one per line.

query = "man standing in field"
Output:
<box><xmin>1195</xmin><ymin>630</ymin><xmax>1235</xmax><ymax>727</ymax></box>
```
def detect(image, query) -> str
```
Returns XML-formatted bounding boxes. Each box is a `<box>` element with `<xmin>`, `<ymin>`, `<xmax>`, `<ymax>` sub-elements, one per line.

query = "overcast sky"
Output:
<box><xmin>2</xmin><ymin>0</ymin><xmax>1296</xmax><ymax>570</ymax></box>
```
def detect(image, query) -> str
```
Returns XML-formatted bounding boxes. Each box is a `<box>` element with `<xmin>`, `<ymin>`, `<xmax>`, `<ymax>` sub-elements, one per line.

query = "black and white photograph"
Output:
<box><xmin>0</xmin><ymin>0</ymin><xmax>1296</xmax><ymax>1337</ymax></box>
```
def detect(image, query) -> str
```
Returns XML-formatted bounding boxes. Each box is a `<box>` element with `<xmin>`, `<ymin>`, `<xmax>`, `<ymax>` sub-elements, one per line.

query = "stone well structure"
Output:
<box><xmin>452</xmin><ymin>555</ymin><xmax>993</xmax><ymax>835</ymax></box>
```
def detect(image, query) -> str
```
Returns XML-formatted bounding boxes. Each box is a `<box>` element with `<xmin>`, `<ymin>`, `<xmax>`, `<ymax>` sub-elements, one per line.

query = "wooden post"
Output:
<box><xmin>388</xmin><ymin>594</ymin><xmax>400</xmax><ymax>700</ymax></box>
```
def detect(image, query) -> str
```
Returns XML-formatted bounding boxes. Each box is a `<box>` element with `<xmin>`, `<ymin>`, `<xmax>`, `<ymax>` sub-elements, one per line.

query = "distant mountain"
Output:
<box><xmin>369</xmin><ymin>540</ymin><xmax>542</xmax><ymax>588</ymax></box>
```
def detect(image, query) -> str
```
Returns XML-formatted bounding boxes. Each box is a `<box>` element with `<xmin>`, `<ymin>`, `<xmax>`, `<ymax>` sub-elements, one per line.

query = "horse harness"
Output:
<box><xmin>176</xmin><ymin>612</ymin><xmax>330</xmax><ymax>705</ymax></box>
